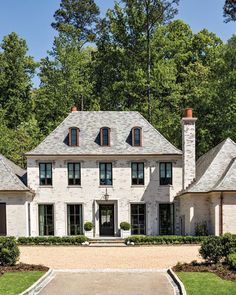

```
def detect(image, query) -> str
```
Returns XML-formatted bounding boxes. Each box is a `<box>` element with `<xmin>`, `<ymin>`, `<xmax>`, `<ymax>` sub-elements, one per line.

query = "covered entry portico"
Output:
<box><xmin>94</xmin><ymin>200</ymin><xmax>119</xmax><ymax>237</ymax></box>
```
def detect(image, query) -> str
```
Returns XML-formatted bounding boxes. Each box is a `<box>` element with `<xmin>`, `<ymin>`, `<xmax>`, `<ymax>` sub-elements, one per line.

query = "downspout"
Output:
<box><xmin>219</xmin><ymin>192</ymin><xmax>224</xmax><ymax>236</ymax></box>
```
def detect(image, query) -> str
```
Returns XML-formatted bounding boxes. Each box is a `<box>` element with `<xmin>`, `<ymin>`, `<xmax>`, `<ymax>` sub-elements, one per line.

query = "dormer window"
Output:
<box><xmin>100</xmin><ymin>127</ymin><xmax>110</xmax><ymax>146</ymax></box>
<box><xmin>132</xmin><ymin>127</ymin><xmax>142</xmax><ymax>146</ymax></box>
<box><xmin>69</xmin><ymin>127</ymin><xmax>79</xmax><ymax>146</ymax></box>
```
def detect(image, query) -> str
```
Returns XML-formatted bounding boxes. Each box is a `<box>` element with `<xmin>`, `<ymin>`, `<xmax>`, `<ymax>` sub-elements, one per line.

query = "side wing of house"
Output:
<box><xmin>0</xmin><ymin>155</ymin><xmax>34</xmax><ymax>237</ymax></box>
<box><xmin>178</xmin><ymin>138</ymin><xmax>236</xmax><ymax>236</ymax></box>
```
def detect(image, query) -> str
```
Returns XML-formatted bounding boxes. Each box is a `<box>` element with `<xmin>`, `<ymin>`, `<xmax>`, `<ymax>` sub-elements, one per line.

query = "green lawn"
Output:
<box><xmin>0</xmin><ymin>271</ymin><xmax>45</xmax><ymax>295</ymax></box>
<box><xmin>177</xmin><ymin>272</ymin><xmax>236</xmax><ymax>295</ymax></box>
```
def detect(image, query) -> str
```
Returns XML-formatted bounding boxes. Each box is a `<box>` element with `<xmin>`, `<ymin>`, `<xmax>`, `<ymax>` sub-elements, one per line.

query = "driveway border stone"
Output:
<box><xmin>20</xmin><ymin>269</ymin><xmax>53</xmax><ymax>295</ymax></box>
<box><xmin>167</xmin><ymin>268</ymin><xmax>187</xmax><ymax>295</ymax></box>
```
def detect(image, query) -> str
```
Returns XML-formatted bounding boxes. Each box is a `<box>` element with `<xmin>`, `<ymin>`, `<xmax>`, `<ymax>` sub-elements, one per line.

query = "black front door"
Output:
<box><xmin>0</xmin><ymin>203</ymin><xmax>6</xmax><ymax>236</ymax></box>
<box><xmin>99</xmin><ymin>204</ymin><xmax>114</xmax><ymax>236</ymax></box>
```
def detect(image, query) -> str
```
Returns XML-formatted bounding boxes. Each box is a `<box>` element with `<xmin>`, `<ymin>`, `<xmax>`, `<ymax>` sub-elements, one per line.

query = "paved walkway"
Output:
<box><xmin>20</xmin><ymin>245</ymin><xmax>201</xmax><ymax>269</ymax></box>
<box><xmin>39</xmin><ymin>271</ymin><xmax>174</xmax><ymax>295</ymax></box>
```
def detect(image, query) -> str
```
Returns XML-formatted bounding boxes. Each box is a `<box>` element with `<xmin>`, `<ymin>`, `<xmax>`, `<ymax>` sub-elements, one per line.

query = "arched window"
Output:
<box><xmin>100</xmin><ymin>127</ymin><xmax>110</xmax><ymax>146</ymax></box>
<box><xmin>68</xmin><ymin>127</ymin><xmax>80</xmax><ymax>146</ymax></box>
<box><xmin>132</xmin><ymin>127</ymin><xmax>142</xmax><ymax>147</ymax></box>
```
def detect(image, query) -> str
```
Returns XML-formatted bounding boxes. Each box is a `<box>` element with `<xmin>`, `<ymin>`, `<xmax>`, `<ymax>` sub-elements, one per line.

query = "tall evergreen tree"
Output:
<box><xmin>52</xmin><ymin>0</ymin><xmax>100</xmax><ymax>45</ymax></box>
<box><xmin>0</xmin><ymin>32</ymin><xmax>36</xmax><ymax>128</ymax></box>
<box><xmin>95</xmin><ymin>0</ymin><xmax>179</xmax><ymax>122</ymax></box>
<box><xmin>35</xmin><ymin>33</ymin><xmax>97</xmax><ymax>134</ymax></box>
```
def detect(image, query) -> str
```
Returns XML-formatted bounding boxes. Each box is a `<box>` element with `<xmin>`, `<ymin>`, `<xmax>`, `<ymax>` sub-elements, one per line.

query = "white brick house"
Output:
<box><xmin>0</xmin><ymin>108</ymin><xmax>236</xmax><ymax>237</ymax></box>
<box><xmin>26</xmin><ymin>110</ymin><xmax>182</xmax><ymax>237</ymax></box>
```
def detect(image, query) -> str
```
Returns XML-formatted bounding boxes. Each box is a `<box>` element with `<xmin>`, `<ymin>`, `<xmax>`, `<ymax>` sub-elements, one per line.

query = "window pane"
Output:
<box><xmin>67</xmin><ymin>205</ymin><xmax>82</xmax><ymax>236</ymax></box>
<box><xmin>68</xmin><ymin>163</ymin><xmax>73</xmax><ymax>171</ymax></box>
<box><xmin>100</xmin><ymin>163</ymin><xmax>112</xmax><ymax>185</ymax></box>
<box><xmin>132</xmin><ymin>163</ymin><xmax>144</xmax><ymax>185</ymax></box>
<box><xmin>75</xmin><ymin>163</ymin><xmax>80</xmax><ymax>171</ymax></box>
<box><xmin>160</xmin><ymin>162</ymin><xmax>172</xmax><ymax>185</ymax></box>
<box><xmin>71</xmin><ymin>128</ymin><xmax>77</xmax><ymax>145</ymax></box>
<box><xmin>134</xmin><ymin>128</ymin><xmax>141</xmax><ymax>146</ymax></box>
<box><xmin>39</xmin><ymin>205</ymin><xmax>54</xmax><ymax>236</ymax></box>
<box><xmin>102</xmin><ymin>128</ymin><xmax>109</xmax><ymax>145</ymax></box>
<box><xmin>74</xmin><ymin>170</ymin><xmax>80</xmax><ymax>179</ymax></box>
<box><xmin>159</xmin><ymin>204</ymin><xmax>174</xmax><ymax>235</ymax></box>
<box><xmin>131</xmin><ymin>204</ymin><xmax>146</xmax><ymax>235</ymax></box>
<box><xmin>40</xmin><ymin>170</ymin><xmax>46</xmax><ymax>179</ymax></box>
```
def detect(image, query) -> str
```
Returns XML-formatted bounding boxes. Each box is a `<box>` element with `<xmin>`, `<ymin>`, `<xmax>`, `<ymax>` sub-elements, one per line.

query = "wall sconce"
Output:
<box><xmin>104</xmin><ymin>188</ymin><xmax>109</xmax><ymax>201</ymax></box>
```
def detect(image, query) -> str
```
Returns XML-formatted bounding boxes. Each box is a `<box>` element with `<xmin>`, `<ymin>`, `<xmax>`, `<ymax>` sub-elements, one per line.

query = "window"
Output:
<box><xmin>68</xmin><ymin>163</ymin><xmax>81</xmax><ymax>185</ymax></box>
<box><xmin>132</xmin><ymin>127</ymin><xmax>142</xmax><ymax>146</ymax></box>
<box><xmin>99</xmin><ymin>163</ymin><xmax>112</xmax><ymax>185</ymax></box>
<box><xmin>67</xmin><ymin>204</ymin><xmax>83</xmax><ymax>235</ymax></box>
<box><xmin>160</xmin><ymin>162</ymin><xmax>172</xmax><ymax>185</ymax></box>
<box><xmin>100</xmin><ymin>127</ymin><xmax>110</xmax><ymax>146</ymax></box>
<box><xmin>131</xmin><ymin>163</ymin><xmax>144</xmax><ymax>185</ymax></box>
<box><xmin>69</xmin><ymin>127</ymin><xmax>79</xmax><ymax>146</ymax></box>
<box><xmin>131</xmin><ymin>204</ymin><xmax>146</xmax><ymax>235</ymax></box>
<box><xmin>39</xmin><ymin>204</ymin><xmax>54</xmax><ymax>236</ymax></box>
<box><xmin>39</xmin><ymin>163</ymin><xmax>52</xmax><ymax>185</ymax></box>
<box><xmin>159</xmin><ymin>204</ymin><xmax>174</xmax><ymax>235</ymax></box>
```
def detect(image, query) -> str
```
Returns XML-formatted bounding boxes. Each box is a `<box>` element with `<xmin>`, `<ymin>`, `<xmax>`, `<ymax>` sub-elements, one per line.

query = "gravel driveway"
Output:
<box><xmin>20</xmin><ymin>245</ymin><xmax>201</xmax><ymax>269</ymax></box>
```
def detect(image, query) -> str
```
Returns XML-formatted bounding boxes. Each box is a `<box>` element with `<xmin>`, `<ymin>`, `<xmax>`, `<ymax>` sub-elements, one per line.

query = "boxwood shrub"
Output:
<box><xmin>199</xmin><ymin>233</ymin><xmax>236</xmax><ymax>263</ymax></box>
<box><xmin>17</xmin><ymin>235</ymin><xmax>88</xmax><ymax>245</ymax></box>
<box><xmin>125</xmin><ymin>235</ymin><xmax>207</xmax><ymax>245</ymax></box>
<box><xmin>120</xmin><ymin>222</ymin><xmax>131</xmax><ymax>231</ymax></box>
<box><xmin>0</xmin><ymin>237</ymin><xmax>20</xmax><ymax>266</ymax></box>
<box><xmin>227</xmin><ymin>253</ymin><xmax>236</xmax><ymax>270</ymax></box>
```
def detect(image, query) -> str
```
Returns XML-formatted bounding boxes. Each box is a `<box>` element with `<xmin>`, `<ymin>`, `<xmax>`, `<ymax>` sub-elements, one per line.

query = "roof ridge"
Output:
<box><xmin>213</xmin><ymin>157</ymin><xmax>236</xmax><ymax>190</ymax></box>
<box><xmin>0</xmin><ymin>157</ymin><xmax>28</xmax><ymax>190</ymax></box>
<box><xmin>197</xmin><ymin>138</ymin><xmax>228</xmax><ymax>164</ymax></box>
<box><xmin>136</xmin><ymin>112</ymin><xmax>182</xmax><ymax>154</ymax></box>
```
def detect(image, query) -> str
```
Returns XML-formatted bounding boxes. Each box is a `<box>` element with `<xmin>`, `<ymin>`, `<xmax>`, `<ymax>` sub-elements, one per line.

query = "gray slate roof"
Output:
<box><xmin>27</xmin><ymin>111</ymin><xmax>181</xmax><ymax>156</ymax></box>
<box><xmin>182</xmin><ymin>138</ymin><xmax>236</xmax><ymax>193</ymax></box>
<box><xmin>0</xmin><ymin>154</ymin><xmax>29</xmax><ymax>191</ymax></box>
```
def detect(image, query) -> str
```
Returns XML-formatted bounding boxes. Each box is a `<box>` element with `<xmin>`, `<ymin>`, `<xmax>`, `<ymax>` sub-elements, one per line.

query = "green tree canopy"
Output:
<box><xmin>0</xmin><ymin>32</ymin><xmax>36</xmax><ymax>128</ymax></box>
<box><xmin>52</xmin><ymin>0</ymin><xmax>100</xmax><ymax>45</ymax></box>
<box><xmin>224</xmin><ymin>0</ymin><xmax>236</xmax><ymax>22</ymax></box>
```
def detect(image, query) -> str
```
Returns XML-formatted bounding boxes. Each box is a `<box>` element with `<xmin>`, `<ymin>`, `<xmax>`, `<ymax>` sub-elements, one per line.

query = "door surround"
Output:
<box><xmin>94</xmin><ymin>200</ymin><xmax>118</xmax><ymax>237</ymax></box>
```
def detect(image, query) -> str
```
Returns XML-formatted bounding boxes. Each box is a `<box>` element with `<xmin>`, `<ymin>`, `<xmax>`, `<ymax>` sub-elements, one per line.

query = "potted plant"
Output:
<box><xmin>120</xmin><ymin>222</ymin><xmax>131</xmax><ymax>238</ymax></box>
<box><xmin>84</xmin><ymin>221</ymin><xmax>94</xmax><ymax>238</ymax></box>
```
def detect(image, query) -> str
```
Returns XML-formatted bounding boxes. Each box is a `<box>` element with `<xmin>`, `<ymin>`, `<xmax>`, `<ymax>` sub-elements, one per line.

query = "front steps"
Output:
<box><xmin>89</xmin><ymin>237</ymin><xmax>126</xmax><ymax>247</ymax></box>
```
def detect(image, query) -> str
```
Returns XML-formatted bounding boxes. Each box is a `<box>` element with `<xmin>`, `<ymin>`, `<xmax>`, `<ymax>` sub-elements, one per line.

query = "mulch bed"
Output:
<box><xmin>173</xmin><ymin>261</ymin><xmax>236</xmax><ymax>282</ymax></box>
<box><xmin>0</xmin><ymin>263</ymin><xmax>49</xmax><ymax>276</ymax></box>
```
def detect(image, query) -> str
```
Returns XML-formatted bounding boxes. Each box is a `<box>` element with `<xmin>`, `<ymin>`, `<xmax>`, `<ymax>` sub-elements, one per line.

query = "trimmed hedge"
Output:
<box><xmin>227</xmin><ymin>253</ymin><xmax>236</xmax><ymax>270</ymax></box>
<box><xmin>17</xmin><ymin>235</ymin><xmax>88</xmax><ymax>245</ymax></box>
<box><xmin>125</xmin><ymin>235</ymin><xmax>207</xmax><ymax>245</ymax></box>
<box><xmin>0</xmin><ymin>237</ymin><xmax>20</xmax><ymax>266</ymax></box>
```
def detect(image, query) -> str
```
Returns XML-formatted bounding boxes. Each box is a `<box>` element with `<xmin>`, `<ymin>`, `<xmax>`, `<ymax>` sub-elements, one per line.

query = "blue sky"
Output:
<box><xmin>0</xmin><ymin>0</ymin><xmax>235</xmax><ymax>84</ymax></box>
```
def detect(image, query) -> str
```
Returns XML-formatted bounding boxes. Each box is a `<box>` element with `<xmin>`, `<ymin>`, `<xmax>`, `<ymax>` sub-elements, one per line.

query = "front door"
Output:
<box><xmin>0</xmin><ymin>203</ymin><xmax>6</xmax><ymax>236</ymax></box>
<box><xmin>99</xmin><ymin>204</ymin><xmax>114</xmax><ymax>236</ymax></box>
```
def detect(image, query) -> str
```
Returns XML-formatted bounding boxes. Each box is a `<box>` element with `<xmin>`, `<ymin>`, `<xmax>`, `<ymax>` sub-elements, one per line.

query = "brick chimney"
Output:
<box><xmin>71</xmin><ymin>106</ymin><xmax>78</xmax><ymax>112</ymax></box>
<box><xmin>181</xmin><ymin>108</ymin><xmax>197</xmax><ymax>189</ymax></box>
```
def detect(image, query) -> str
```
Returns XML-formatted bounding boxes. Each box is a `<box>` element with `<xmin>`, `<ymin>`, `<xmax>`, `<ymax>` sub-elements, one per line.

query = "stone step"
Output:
<box><xmin>89</xmin><ymin>243</ymin><xmax>127</xmax><ymax>247</ymax></box>
<box><xmin>89</xmin><ymin>238</ymin><xmax>125</xmax><ymax>244</ymax></box>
